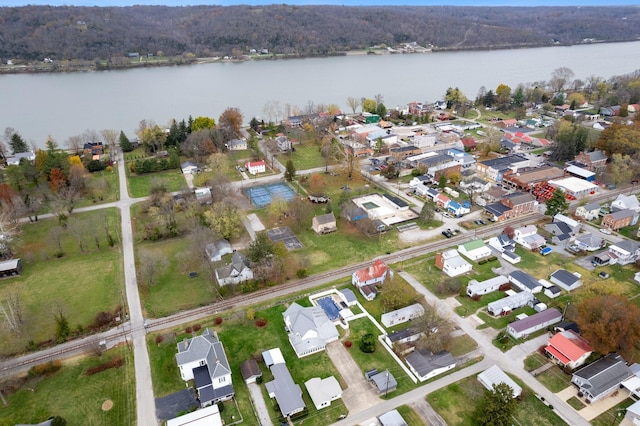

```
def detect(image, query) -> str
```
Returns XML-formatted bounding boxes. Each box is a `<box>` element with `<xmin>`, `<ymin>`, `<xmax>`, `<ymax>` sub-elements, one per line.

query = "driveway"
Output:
<box><xmin>247</xmin><ymin>382</ymin><xmax>274</xmax><ymax>426</ymax></box>
<box><xmin>155</xmin><ymin>388</ymin><xmax>198</xmax><ymax>420</ymax></box>
<box><xmin>409</xmin><ymin>398</ymin><xmax>447</xmax><ymax>426</ymax></box>
<box><xmin>325</xmin><ymin>341</ymin><xmax>379</xmax><ymax>412</ymax></box>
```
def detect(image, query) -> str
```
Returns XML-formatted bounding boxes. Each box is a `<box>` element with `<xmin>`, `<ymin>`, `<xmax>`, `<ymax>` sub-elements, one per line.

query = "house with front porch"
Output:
<box><xmin>575</xmin><ymin>201</ymin><xmax>601</xmax><ymax>221</ymax></box>
<box><xmin>457</xmin><ymin>239</ymin><xmax>492</xmax><ymax>261</ymax></box>
<box><xmin>283</xmin><ymin>303</ymin><xmax>339</xmax><ymax>358</ymax></box>
<box><xmin>545</xmin><ymin>330</ymin><xmax>593</xmax><ymax>370</ymax></box>
<box><xmin>611</xmin><ymin>194</ymin><xmax>640</xmax><ymax>213</ymax></box>
<box><xmin>572</xmin><ymin>353</ymin><xmax>632</xmax><ymax>403</ymax></box>
<box><xmin>513</xmin><ymin>225</ymin><xmax>546</xmax><ymax>250</ymax></box>
<box><xmin>608</xmin><ymin>240</ymin><xmax>640</xmax><ymax>265</ymax></box>
<box><xmin>573</xmin><ymin>233</ymin><xmax>604</xmax><ymax>252</ymax></box>
<box><xmin>435</xmin><ymin>250</ymin><xmax>472</xmax><ymax>277</ymax></box>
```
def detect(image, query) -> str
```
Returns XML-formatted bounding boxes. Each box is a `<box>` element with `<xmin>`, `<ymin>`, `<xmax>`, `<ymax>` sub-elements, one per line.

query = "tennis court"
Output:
<box><xmin>266</xmin><ymin>226</ymin><xmax>304</xmax><ymax>251</ymax></box>
<box><xmin>244</xmin><ymin>183</ymin><xmax>296</xmax><ymax>208</ymax></box>
<box><xmin>317</xmin><ymin>297</ymin><xmax>341</xmax><ymax>321</ymax></box>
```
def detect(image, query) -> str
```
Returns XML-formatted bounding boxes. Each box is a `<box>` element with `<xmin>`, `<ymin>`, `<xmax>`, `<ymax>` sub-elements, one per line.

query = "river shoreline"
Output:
<box><xmin>1</xmin><ymin>38</ymin><xmax>635</xmax><ymax>76</ymax></box>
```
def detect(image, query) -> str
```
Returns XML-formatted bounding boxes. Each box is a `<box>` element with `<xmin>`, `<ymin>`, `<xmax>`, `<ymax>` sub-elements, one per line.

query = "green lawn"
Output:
<box><xmin>75</xmin><ymin>169</ymin><xmax>120</xmax><ymax>207</ymax></box>
<box><xmin>567</xmin><ymin>396</ymin><xmax>586</xmax><ymax>410</ymax></box>
<box><xmin>148</xmin><ymin>304</ymin><xmax>346</xmax><ymax>425</ymax></box>
<box><xmin>535</xmin><ymin>365</ymin><xmax>572</xmax><ymax>393</ymax></box>
<box><xmin>524</xmin><ymin>353</ymin><xmax>548</xmax><ymax>371</ymax></box>
<box><xmin>136</xmin><ymin>237</ymin><xmax>220</xmax><ymax>318</ymax></box>
<box><xmin>278</xmin><ymin>143</ymin><xmax>327</xmax><ymax>170</ymax></box>
<box><xmin>427</xmin><ymin>375</ymin><xmax>564</xmax><ymax>426</ymax></box>
<box><xmin>396</xmin><ymin>404</ymin><xmax>427</xmax><ymax>426</ymax></box>
<box><xmin>0</xmin><ymin>346</ymin><xmax>135</xmax><ymax>425</ymax></box>
<box><xmin>127</xmin><ymin>169</ymin><xmax>186</xmax><ymax>198</ymax></box>
<box><xmin>447</xmin><ymin>334</ymin><xmax>478</xmax><ymax>357</ymax></box>
<box><xmin>0</xmin><ymin>209</ymin><xmax>123</xmax><ymax>356</ymax></box>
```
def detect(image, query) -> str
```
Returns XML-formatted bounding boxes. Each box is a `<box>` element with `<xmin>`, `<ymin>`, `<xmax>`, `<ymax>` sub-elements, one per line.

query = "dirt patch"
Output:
<box><xmin>102</xmin><ymin>399</ymin><xmax>113</xmax><ymax>411</ymax></box>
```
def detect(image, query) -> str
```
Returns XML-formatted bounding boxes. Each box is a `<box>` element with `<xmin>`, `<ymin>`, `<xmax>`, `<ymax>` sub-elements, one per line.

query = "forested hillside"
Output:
<box><xmin>1</xmin><ymin>5</ymin><xmax>640</xmax><ymax>61</ymax></box>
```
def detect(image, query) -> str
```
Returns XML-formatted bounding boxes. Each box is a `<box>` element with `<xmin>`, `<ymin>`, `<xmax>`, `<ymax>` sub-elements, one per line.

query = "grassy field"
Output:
<box><xmin>447</xmin><ymin>334</ymin><xmax>478</xmax><ymax>357</ymax></box>
<box><xmin>427</xmin><ymin>375</ymin><xmax>565</xmax><ymax>426</ymax></box>
<box><xmin>396</xmin><ymin>404</ymin><xmax>427</xmax><ymax>425</ymax></box>
<box><xmin>148</xmin><ymin>303</ymin><xmax>347</xmax><ymax>426</ymax></box>
<box><xmin>127</xmin><ymin>169</ymin><xmax>187</xmax><ymax>198</ymax></box>
<box><xmin>278</xmin><ymin>143</ymin><xmax>328</xmax><ymax>170</ymax></box>
<box><xmin>524</xmin><ymin>353</ymin><xmax>548</xmax><ymax>371</ymax></box>
<box><xmin>75</xmin><ymin>169</ymin><xmax>120</xmax><ymax>207</ymax></box>
<box><xmin>535</xmin><ymin>365</ymin><xmax>572</xmax><ymax>393</ymax></box>
<box><xmin>0</xmin><ymin>208</ymin><xmax>123</xmax><ymax>356</ymax></box>
<box><xmin>0</xmin><ymin>345</ymin><xmax>135</xmax><ymax>425</ymax></box>
<box><xmin>136</xmin><ymin>237</ymin><xmax>220</xmax><ymax>318</ymax></box>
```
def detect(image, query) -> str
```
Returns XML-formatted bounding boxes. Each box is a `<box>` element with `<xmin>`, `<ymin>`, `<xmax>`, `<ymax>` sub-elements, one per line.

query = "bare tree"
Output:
<box><xmin>68</xmin><ymin>218</ymin><xmax>89</xmax><ymax>253</ymax></box>
<box><xmin>413</xmin><ymin>303</ymin><xmax>454</xmax><ymax>352</ymax></box>
<box><xmin>0</xmin><ymin>292</ymin><xmax>24</xmax><ymax>335</ymax></box>
<box><xmin>101</xmin><ymin>129</ymin><xmax>119</xmax><ymax>159</ymax></box>
<box><xmin>138</xmin><ymin>250</ymin><xmax>168</xmax><ymax>287</ymax></box>
<box><xmin>0</xmin><ymin>209</ymin><xmax>21</xmax><ymax>259</ymax></box>
<box><xmin>549</xmin><ymin>67</ymin><xmax>575</xmax><ymax>92</ymax></box>
<box><xmin>82</xmin><ymin>129</ymin><xmax>101</xmax><ymax>144</ymax></box>
<box><xmin>65</xmin><ymin>134</ymin><xmax>83</xmax><ymax>156</ymax></box>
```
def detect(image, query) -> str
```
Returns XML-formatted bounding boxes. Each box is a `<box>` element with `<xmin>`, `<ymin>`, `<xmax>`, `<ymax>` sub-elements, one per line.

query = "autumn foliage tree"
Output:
<box><xmin>575</xmin><ymin>295</ymin><xmax>640</xmax><ymax>358</ymax></box>
<box><xmin>308</xmin><ymin>173</ymin><xmax>326</xmax><ymax>196</ymax></box>
<box><xmin>49</xmin><ymin>168</ymin><xmax>67</xmax><ymax>193</ymax></box>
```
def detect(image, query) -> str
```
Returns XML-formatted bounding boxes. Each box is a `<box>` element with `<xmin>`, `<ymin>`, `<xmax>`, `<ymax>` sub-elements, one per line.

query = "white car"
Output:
<box><xmin>600</xmin><ymin>228</ymin><xmax>612</xmax><ymax>235</ymax></box>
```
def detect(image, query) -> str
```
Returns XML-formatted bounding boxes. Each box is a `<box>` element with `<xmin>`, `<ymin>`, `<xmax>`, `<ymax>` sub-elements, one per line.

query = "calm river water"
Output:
<box><xmin>2</xmin><ymin>41</ymin><xmax>640</xmax><ymax>147</ymax></box>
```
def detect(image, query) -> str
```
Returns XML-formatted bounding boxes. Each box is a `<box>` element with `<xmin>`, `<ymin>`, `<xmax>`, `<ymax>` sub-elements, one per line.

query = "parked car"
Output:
<box><xmin>442</xmin><ymin>230</ymin><xmax>452</xmax><ymax>238</ymax></box>
<box><xmin>599</xmin><ymin>228</ymin><xmax>612</xmax><ymax>235</ymax></box>
<box><xmin>598</xmin><ymin>272</ymin><xmax>609</xmax><ymax>279</ymax></box>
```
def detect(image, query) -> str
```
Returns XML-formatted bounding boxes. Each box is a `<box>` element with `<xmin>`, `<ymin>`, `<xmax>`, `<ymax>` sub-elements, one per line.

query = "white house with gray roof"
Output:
<box><xmin>304</xmin><ymin>376</ymin><xmax>342</xmax><ymax>410</ymax></box>
<box><xmin>573</xmin><ymin>233</ymin><xmax>604</xmax><ymax>252</ymax></box>
<box><xmin>576</xmin><ymin>201</ymin><xmax>601</xmax><ymax>221</ymax></box>
<box><xmin>405</xmin><ymin>350</ymin><xmax>456</xmax><ymax>382</ymax></box>
<box><xmin>265</xmin><ymin>361</ymin><xmax>306</xmax><ymax>417</ymax></box>
<box><xmin>513</xmin><ymin>225</ymin><xmax>546</xmax><ymax>250</ymax></box>
<box><xmin>506</xmin><ymin>308</ymin><xmax>562</xmax><ymax>339</ymax></box>
<box><xmin>466</xmin><ymin>275</ymin><xmax>509</xmax><ymax>298</ymax></box>
<box><xmin>478</xmin><ymin>365</ymin><xmax>522</xmax><ymax>398</ymax></box>
<box><xmin>509</xmin><ymin>270</ymin><xmax>543</xmax><ymax>293</ymax></box>
<box><xmin>283</xmin><ymin>303</ymin><xmax>339</xmax><ymax>358</ymax></box>
<box><xmin>487</xmin><ymin>291</ymin><xmax>534</xmax><ymax>316</ymax></box>
<box><xmin>611</xmin><ymin>194</ymin><xmax>640</xmax><ymax>213</ymax></box>
<box><xmin>549</xmin><ymin>269</ymin><xmax>582</xmax><ymax>291</ymax></box>
<box><xmin>572</xmin><ymin>353</ymin><xmax>632</xmax><ymax>403</ymax></box>
<box><xmin>608</xmin><ymin>240</ymin><xmax>640</xmax><ymax>265</ymax></box>
<box><xmin>175</xmin><ymin>328</ymin><xmax>234</xmax><ymax>407</ymax></box>
<box><xmin>215</xmin><ymin>252</ymin><xmax>253</xmax><ymax>286</ymax></box>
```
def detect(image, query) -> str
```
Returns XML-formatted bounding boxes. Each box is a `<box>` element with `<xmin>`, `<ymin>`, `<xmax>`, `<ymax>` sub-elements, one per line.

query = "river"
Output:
<box><xmin>2</xmin><ymin>41</ymin><xmax>640</xmax><ymax>147</ymax></box>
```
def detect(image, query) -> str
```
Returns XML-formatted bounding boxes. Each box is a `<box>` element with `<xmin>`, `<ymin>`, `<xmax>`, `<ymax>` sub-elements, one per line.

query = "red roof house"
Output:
<box><xmin>545</xmin><ymin>330</ymin><xmax>593</xmax><ymax>370</ymax></box>
<box><xmin>351</xmin><ymin>259</ymin><xmax>390</xmax><ymax>288</ymax></box>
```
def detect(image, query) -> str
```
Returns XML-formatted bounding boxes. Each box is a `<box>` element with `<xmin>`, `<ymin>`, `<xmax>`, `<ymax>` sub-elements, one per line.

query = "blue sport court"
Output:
<box><xmin>244</xmin><ymin>183</ymin><xmax>296</xmax><ymax>208</ymax></box>
<box><xmin>317</xmin><ymin>297</ymin><xmax>341</xmax><ymax>321</ymax></box>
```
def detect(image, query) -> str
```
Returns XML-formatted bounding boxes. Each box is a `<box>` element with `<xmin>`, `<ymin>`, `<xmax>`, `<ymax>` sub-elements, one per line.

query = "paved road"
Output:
<box><xmin>116</xmin><ymin>151</ymin><xmax>158</xmax><ymax>425</ymax></box>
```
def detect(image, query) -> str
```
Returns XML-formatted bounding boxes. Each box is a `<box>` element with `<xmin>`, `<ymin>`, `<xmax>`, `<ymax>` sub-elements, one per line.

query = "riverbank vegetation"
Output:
<box><xmin>1</xmin><ymin>5</ymin><xmax>640</xmax><ymax>73</ymax></box>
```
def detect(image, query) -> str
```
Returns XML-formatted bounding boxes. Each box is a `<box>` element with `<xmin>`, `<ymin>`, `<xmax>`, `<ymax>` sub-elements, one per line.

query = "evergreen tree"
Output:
<box><xmin>284</xmin><ymin>160</ymin><xmax>296</xmax><ymax>182</ymax></box>
<box><xmin>545</xmin><ymin>188</ymin><xmax>569</xmax><ymax>216</ymax></box>
<box><xmin>119</xmin><ymin>131</ymin><xmax>133</xmax><ymax>152</ymax></box>
<box><xmin>10</xmin><ymin>132</ymin><xmax>29</xmax><ymax>154</ymax></box>
<box><xmin>475</xmin><ymin>383</ymin><xmax>519</xmax><ymax>426</ymax></box>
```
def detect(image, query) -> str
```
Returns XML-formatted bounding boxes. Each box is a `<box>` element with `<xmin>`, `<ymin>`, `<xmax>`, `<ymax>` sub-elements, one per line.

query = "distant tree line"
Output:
<box><xmin>1</xmin><ymin>5</ymin><xmax>639</xmax><ymax>61</ymax></box>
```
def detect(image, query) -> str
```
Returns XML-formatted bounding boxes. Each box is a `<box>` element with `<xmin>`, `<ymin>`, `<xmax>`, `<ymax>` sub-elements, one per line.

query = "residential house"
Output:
<box><xmin>227</xmin><ymin>138</ymin><xmax>247</xmax><ymax>151</ymax></box>
<box><xmin>575</xmin><ymin>201</ymin><xmax>601</xmax><ymax>221</ymax></box>
<box><xmin>384</xmin><ymin>326</ymin><xmax>423</xmax><ymax>346</ymax></box>
<box><xmin>381</xmin><ymin>303</ymin><xmax>425</xmax><ymax>328</ymax></box>
<box><xmin>476</xmin><ymin>154</ymin><xmax>528</xmax><ymax>182</ymax></box>
<box><xmin>338</xmin><ymin>288</ymin><xmax>357</xmax><ymax>307</ymax></box>
<box><xmin>608</xmin><ymin>240</ymin><xmax>640</xmax><ymax>265</ymax></box>
<box><xmin>276</xmin><ymin>135</ymin><xmax>292</xmax><ymax>151</ymax></box>
<box><xmin>611</xmin><ymin>194</ymin><xmax>640</xmax><ymax>213</ymax></box>
<box><xmin>205</xmin><ymin>239</ymin><xmax>233</xmax><ymax>262</ymax></box>
<box><xmin>369</xmin><ymin>370</ymin><xmax>397</xmax><ymax>394</ymax></box>
<box><xmin>477</xmin><ymin>365</ymin><xmax>522</xmax><ymax>398</ymax></box>
<box><xmin>549</xmin><ymin>269</ymin><xmax>582</xmax><ymax>291</ymax></box>
<box><xmin>181</xmin><ymin>161</ymin><xmax>200</xmax><ymax>174</ymax></box>
<box><xmin>621</xmin><ymin>363</ymin><xmax>640</xmax><ymax>400</ymax></box>
<box><xmin>304</xmin><ymin>377</ymin><xmax>342</xmax><ymax>410</ymax></box>
<box><xmin>175</xmin><ymin>328</ymin><xmax>234</xmax><ymax>407</ymax></box>
<box><xmin>457</xmin><ymin>239</ymin><xmax>492</xmax><ymax>261</ymax></box>
<box><xmin>262</xmin><ymin>348</ymin><xmax>285</xmax><ymax>368</ymax></box>
<box><xmin>506</xmin><ymin>308</ymin><xmax>562</xmax><ymax>339</ymax></box>
<box><xmin>435</xmin><ymin>250</ymin><xmax>472</xmax><ymax>277</ymax></box>
<box><xmin>571</xmin><ymin>353</ymin><xmax>632</xmax><ymax>403</ymax></box>
<box><xmin>545</xmin><ymin>330</ymin><xmax>593</xmax><ymax>369</ymax></box>
<box><xmin>601</xmin><ymin>209</ymin><xmax>638</xmax><ymax>231</ymax></box>
<box><xmin>501</xmin><ymin>250</ymin><xmax>522</xmax><ymax>264</ymax></box>
<box><xmin>513</xmin><ymin>225</ymin><xmax>546</xmax><ymax>250</ymax></box>
<box><xmin>265</xmin><ymin>362</ymin><xmax>306</xmax><ymax>417</ymax></box>
<box><xmin>83</xmin><ymin>142</ymin><xmax>104</xmax><ymax>156</ymax></box>
<box><xmin>573</xmin><ymin>233</ymin><xmax>604</xmax><ymax>252</ymax></box>
<box><xmin>5</xmin><ymin>151</ymin><xmax>36</xmax><ymax>166</ymax></box>
<box><xmin>487</xmin><ymin>291</ymin><xmax>534</xmax><ymax>316</ymax></box>
<box><xmin>282</xmin><ymin>303</ymin><xmax>339</xmax><ymax>357</ymax></box>
<box><xmin>466</xmin><ymin>275</ymin><xmax>509</xmax><ymax>298</ymax></box>
<box><xmin>378</xmin><ymin>410</ymin><xmax>408</xmax><ymax>426</ymax></box>
<box><xmin>215</xmin><ymin>252</ymin><xmax>253</xmax><ymax>286</ymax></box>
<box><xmin>574</xmin><ymin>150</ymin><xmax>608</xmax><ymax>173</ymax></box>
<box><xmin>352</xmin><ymin>259</ymin><xmax>391</xmax><ymax>295</ymax></box>
<box><xmin>544</xmin><ymin>285</ymin><xmax>562</xmax><ymax>299</ymax></box>
<box><xmin>447</xmin><ymin>200</ymin><xmax>471</xmax><ymax>217</ymax></box>
<box><xmin>434</xmin><ymin>193</ymin><xmax>451</xmax><ymax>209</ymax></box>
<box><xmin>509</xmin><ymin>270</ymin><xmax>543</xmax><ymax>293</ymax></box>
<box><xmin>405</xmin><ymin>350</ymin><xmax>456</xmax><ymax>382</ymax></box>
<box><xmin>390</xmin><ymin>145</ymin><xmax>420</xmax><ymax>160</ymax></box>
<box><xmin>488</xmin><ymin>234</ymin><xmax>516</xmax><ymax>253</ymax></box>
<box><xmin>312</xmin><ymin>212</ymin><xmax>337</xmax><ymax>235</ymax></box>
<box><xmin>543</xmin><ymin>220</ymin><xmax>573</xmax><ymax>245</ymax></box>
<box><xmin>409</xmin><ymin>175</ymin><xmax>431</xmax><ymax>188</ymax></box>
<box><xmin>240</xmin><ymin>359</ymin><xmax>262</xmax><ymax>384</ymax></box>
<box><xmin>496</xmin><ymin>118</ymin><xmax>519</xmax><ymax>129</ymax></box>
<box><xmin>623</xmin><ymin>400</ymin><xmax>640</xmax><ymax>425</ymax></box>
<box><xmin>484</xmin><ymin>192</ymin><xmax>536</xmax><ymax>222</ymax></box>
<box><xmin>244</xmin><ymin>160</ymin><xmax>266</xmax><ymax>175</ymax></box>
<box><xmin>166</xmin><ymin>404</ymin><xmax>223</xmax><ymax>426</ymax></box>
<box><xmin>553</xmin><ymin>214</ymin><xmax>581</xmax><ymax>234</ymax></box>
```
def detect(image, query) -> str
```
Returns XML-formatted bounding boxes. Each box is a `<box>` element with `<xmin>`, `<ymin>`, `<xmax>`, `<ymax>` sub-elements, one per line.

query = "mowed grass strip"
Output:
<box><xmin>127</xmin><ymin>169</ymin><xmax>186</xmax><ymax>198</ymax></box>
<box><xmin>0</xmin><ymin>346</ymin><xmax>135</xmax><ymax>425</ymax></box>
<box><xmin>0</xmin><ymin>209</ymin><xmax>123</xmax><ymax>356</ymax></box>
